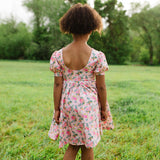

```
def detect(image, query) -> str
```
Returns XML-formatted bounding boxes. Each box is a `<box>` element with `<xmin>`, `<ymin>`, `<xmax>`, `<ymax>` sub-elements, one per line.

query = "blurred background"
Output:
<box><xmin>0</xmin><ymin>0</ymin><xmax>160</xmax><ymax>65</ymax></box>
<box><xmin>0</xmin><ymin>1</ymin><xmax>160</xmax><ymax>159</ymax></box>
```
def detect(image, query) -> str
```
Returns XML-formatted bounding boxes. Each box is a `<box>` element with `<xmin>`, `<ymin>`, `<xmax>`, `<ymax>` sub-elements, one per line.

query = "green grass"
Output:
<box><xmin>0</xmin><ymin>61</ymin><xmax>160</xmax><ymax>160</ymax></box>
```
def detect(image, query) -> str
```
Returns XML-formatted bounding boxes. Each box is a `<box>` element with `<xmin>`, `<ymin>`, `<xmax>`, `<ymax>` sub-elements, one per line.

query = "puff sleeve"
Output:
<box><xmin>94</xmin><ymin>52</ymin><xmax>109</xmax><ymax>75</ymax></box>
<box><xmin>50</xmin><ymin>51</ymin><xmax>63</xmax><ymax>76</ymax></box>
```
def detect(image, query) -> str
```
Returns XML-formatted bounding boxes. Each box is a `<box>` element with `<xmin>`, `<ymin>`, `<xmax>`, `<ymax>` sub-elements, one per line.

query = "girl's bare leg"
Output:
<box><xmin>81</xmin><ymin>145</ymin><xmax>94</xmax><ymax>160</ymax></box>
<box><xmin>63</xmin><ymin>144</ymin><xmax>80</xmax><ymax>160</ymax></box>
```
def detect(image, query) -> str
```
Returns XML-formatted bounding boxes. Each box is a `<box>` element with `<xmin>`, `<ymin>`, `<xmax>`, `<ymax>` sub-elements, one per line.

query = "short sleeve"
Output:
<box><xmin>94</xmin><ymin>52</ymin><xmax>109</xmax><ymax>75</ymax></box>
<box><xmin>50</xmin><ymin>51</ymin><xmax>63</xmax><ymax>77</ymax></box>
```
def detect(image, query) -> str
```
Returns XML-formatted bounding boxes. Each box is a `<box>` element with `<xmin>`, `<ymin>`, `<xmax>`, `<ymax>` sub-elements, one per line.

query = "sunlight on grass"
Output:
<box><xmin>0</xmin><ymin>61</ymin><xmax>160</xmax><ymax>160</ymax></box>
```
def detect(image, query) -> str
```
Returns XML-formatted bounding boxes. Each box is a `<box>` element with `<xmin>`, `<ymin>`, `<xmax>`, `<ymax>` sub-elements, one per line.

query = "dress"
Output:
<box><xmin>48</xmin><ymin>48</ymin><xmax>114</xmax><ymax>148</ymax></box>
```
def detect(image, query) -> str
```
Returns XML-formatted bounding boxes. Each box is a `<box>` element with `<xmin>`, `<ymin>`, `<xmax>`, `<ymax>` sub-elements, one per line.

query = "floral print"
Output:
<box><xmin>48</xmin><ymin>48</ymin><xmax>114</xmax><ymax>148</ymax></box>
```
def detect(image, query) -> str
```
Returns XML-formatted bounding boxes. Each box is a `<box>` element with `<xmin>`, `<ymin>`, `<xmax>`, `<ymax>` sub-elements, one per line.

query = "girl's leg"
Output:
<box><xmin>81</xmin><ymin>145</ymin><xmax>94</xmax><ymax>160</ymax></box>
<box><xmin>63</xmin><ymin>144</ymin><xmax>80</xmax><ymax>160</ymax></box>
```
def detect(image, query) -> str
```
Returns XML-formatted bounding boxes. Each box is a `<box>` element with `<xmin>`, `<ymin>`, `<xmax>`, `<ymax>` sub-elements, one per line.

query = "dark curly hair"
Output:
<box><xmin>59</xmin><ymin>3</ymin><xmax>103</xmax><ymax>35</ymax></box>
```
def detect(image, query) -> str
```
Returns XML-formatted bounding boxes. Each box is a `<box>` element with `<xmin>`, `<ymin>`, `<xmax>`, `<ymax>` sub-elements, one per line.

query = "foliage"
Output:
<box><xmin>66</xmin><ymin>0</ymin><xmax>87</xmax><ymax>5</ymax></box>
<box><xmin>0</xmin><ymin>18</ymin><xmax>32</xmax><ymax>59</ymax></box>
<box><xmin>150</xmin><ymin>5</ymin><xmax>160</xmax><ymax>64</ymax></box>
<box><xmin>130</xmin><ymin>4</ymin><xmax>160</xmax><ymax>65</ymax></box>
<box><xmin>0</xmin><ymin>60</ymin><xmax>160</xmax><ymax>159</ymax></box>
<box><xmin>23</xmin><ymin>0</ymin><xmax>72</xmax><ymax>60</ymax></box>
<box><xmin>94</xmin><ymin>0</ymin><xmax>131</xmax><ymax>64</ymax></box>
<box><xmin>0</xmin><ymin>0</ymin><xmax>160</xmax><ymax>65</ymax></box>
<box><xmin>139</xmin><ymin>46</ymin><xmax>149</xmax><ymax>64</ymax></box>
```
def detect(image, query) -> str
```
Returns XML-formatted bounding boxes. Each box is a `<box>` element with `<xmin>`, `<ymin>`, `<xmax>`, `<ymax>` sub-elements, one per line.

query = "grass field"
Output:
<box><xmin>0</xmin><ymin>60</ymin><xmax>160</xmax><ymax>160</ymax></box>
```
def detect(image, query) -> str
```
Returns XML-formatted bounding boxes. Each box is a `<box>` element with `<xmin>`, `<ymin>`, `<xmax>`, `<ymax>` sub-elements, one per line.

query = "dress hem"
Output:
<box><xmin>59</xmin><ymin>136</ymin><xmax>101</xmax><ymax>149</ymax></box>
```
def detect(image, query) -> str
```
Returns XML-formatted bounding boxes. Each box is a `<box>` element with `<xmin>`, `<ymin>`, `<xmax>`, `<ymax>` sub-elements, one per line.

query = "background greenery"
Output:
<box><xmin>0</xmin><ymin>0</ymin><xmax>160</xmax><ymax>65</ymax></box>
<box><xmin>0</xmin><ymin>60</ymin><xmax>160</xmax><ymax>159</ymax></box>
<box><xmin>0</xmin><ymin>0</ymin><xmax>160</xmax><ymax>159</ymax></box>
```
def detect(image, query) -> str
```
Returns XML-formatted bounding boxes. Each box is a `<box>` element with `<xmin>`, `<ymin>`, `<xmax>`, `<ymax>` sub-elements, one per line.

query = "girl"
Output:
<box><xmin>48</xmin><ymin>3</ymin><xmax>114</xmax><ymax>160</ymax></box>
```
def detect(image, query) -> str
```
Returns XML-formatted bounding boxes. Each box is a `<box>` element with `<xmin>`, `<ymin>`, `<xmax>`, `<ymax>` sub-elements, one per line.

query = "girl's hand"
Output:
<box><xmin>54</xmin><ymin>110</ymin><xmax>60</xmax><ymax>124</ymax></box>
<box><xmin>101</xmin><ymin>110</ymin><xmax>108</xmax><ymax>121</ymax></box>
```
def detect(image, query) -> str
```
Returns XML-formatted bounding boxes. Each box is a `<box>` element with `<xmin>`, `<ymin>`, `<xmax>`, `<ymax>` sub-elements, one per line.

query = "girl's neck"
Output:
<box><xmin>72</xmin><ymin>34</ymin><xmax>90</xmax><ymax>45</ymax></box>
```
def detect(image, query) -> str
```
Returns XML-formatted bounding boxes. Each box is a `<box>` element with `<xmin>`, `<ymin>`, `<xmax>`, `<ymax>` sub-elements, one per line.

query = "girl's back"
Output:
<box><xmin>62</xmin><ymin>44</ymin><xmax>92</xmax><ymax>71</ymax></box>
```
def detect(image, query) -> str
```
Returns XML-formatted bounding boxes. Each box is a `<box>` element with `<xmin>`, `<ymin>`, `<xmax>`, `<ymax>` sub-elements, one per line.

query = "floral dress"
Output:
<box><xmin>48</xmin><ymin>48</ymin><xmax>114</xmax><ymax>148</ymax></box>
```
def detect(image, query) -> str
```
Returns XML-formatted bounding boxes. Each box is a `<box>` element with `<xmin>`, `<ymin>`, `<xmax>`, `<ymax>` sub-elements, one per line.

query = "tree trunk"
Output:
<box><xmin>142</xmin><ymin>25</ymin><xmax>154</xmax><ymax>65</ymax></box>
<box><xmin>149</xmin><ymin>45</ymin><xmax>153</xmax><ymax>65</ymax></box>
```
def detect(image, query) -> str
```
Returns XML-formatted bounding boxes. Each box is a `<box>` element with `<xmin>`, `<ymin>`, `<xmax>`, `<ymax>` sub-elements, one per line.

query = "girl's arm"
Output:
<box><xmin>53</xmin><ymin>76</ymin><xmax>63</xmax><ymax>111</ymax></box>
<box><xmin>53</xmin><ymin>76</ymin><xmax>63</xmax><ymax>124</ymax></box>
<box><xmin>96</xmin><ymin>75</ymin><xmax>107</xmax><ymax>111</ymax></box>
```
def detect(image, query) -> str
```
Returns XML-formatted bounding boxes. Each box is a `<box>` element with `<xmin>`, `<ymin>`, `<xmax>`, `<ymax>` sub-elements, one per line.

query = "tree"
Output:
<box><xmin>0</xmin><ymin>18</ymin><xmax>32</xmax><ymax>59</ymax></box>
<box><xmin>130</xmin><ymin>3</ymin><xmax>158</xmax><ymax>65</ymax></box>
<box><xmin>94</xmin><ymin>0</ymin><xmax>130</xmax><ymax>64</ymax></box>
<box><xmin>150</xmin><ymin>5</ymin><xmax>160</xmax><ymax>64</ymax></box>
<box><xmin>66</xmin><ymin>0</ymin><xmax>87</xmax><ymax>5</ymax></box>
<box><xmin>23</xmin><ymin>0</ymin><xmax>71</xmax><ymax>60</ymax></box>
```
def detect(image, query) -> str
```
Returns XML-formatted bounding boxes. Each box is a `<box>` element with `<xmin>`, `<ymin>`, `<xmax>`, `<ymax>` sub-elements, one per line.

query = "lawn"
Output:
<box><xmin>0</xmin><ymin>60</ymin><xmax>160</xmax><ymax>160</ymax></box>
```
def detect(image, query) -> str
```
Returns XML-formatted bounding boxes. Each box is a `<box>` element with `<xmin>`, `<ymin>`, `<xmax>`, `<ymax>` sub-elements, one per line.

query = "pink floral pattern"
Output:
<box><xmin>48</xmin><ymin>48</ymin><xmax>114</xmax><ymax>148</ymax></box>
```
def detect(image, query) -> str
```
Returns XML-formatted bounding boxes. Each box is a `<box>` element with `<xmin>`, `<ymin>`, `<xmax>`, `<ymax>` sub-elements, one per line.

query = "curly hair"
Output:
<box><xmin>59</xmin><ymin>3</ymin><xmax>103</xmax><ymax>35</ymax></box>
